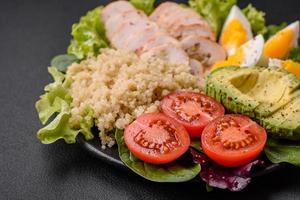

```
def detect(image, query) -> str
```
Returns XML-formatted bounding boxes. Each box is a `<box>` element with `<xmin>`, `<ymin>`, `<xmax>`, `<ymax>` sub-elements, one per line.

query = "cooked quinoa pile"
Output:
<box><xmin>66</xmin><ymin>49</ymin><xmax>199</xmax><ymax>147</ymax></box>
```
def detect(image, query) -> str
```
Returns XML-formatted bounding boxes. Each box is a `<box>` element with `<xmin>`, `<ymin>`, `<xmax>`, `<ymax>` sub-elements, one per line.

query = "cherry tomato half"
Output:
<box><xmin>160</xmin><ymin>91</ymin><xmax>225</xmax><ymax>137</ymax></box>
<box><xmin>201</xmin><ymin>114</ymin><xmax>267</xmax><ymax>167</ymax></box>
<box><xmin>124</xmin><ymin>113</ymin><xmax>190</xmax><ymax>164</ymax></box>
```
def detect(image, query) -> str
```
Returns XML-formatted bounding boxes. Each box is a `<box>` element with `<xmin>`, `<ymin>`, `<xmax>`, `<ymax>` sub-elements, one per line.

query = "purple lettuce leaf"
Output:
<box><xmin>190</xmin><ymin>149</ymin><xmax>267</xmax><ymax>191</ymax></box>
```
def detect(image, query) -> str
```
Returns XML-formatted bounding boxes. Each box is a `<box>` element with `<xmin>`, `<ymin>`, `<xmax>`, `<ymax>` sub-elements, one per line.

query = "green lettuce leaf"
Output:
<box><xmin>188</xmin><ymin>0</ymin><xmax>236</xmax><ymax>35</ymax></box>
<box><xmin>115</xmin><ymin>129</ymin><xmax>201</xmax><ymax>182</ymax></box>
<box><xmin>67</xmin><ymin>7</ymin><xmax>109</xmax><ymax>59</ymax></box>
<box><xmin>37</xmin><ymin>98</ymin><xmax>78</xmax><ymax>144</ymax></box>
<box><xmin>130</xmin><ymin>0</ymin><xmax>155</xmax><ymax>15</ymax></box>
<box><xmin>242</xmin><ymin>4</ymin><xmax>267</xmax><ymax>35</ymax></box>
<box><xmin>36</xmin><ymin>67</ymin><xmax>94</xmax><ymax>144</ymax></box>
<box><xmin>288</xmin><ymin>47</ymin><xmax>300</xmax><ymax>62</ymax></box>
<box><xmin>36</xmin><ymin>67</ymin><xmax>71</xmax><ymax>124</ymax></box>
<box><xmin>264</xmin><ymin>22</ymin><xmax>287</xmax><ymax>40</ymax></box>
<box><xmin>37</xmin><ymin>103</ymin><xmax>94</xmax><ymax>144</ymax></box>
<box><xmin>50</xmin><ymin>54</ymin><xmax>79</xmax><ymax>73</ymax></box>
<box><xmin>264</xmin><ymin>138</ymin><xmax>300</xmax><ymax>167</ymax></box>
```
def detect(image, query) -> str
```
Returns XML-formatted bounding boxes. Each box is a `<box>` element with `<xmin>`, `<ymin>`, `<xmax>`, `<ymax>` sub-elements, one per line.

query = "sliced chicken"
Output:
<box><xmin>180</xmin><ymin>35</ymin><xmax>226</xmax><ymax>72</ymax></box>
<box><xmin>154</xmin><ymin>6</ymin><xmax>209</xmax><ymax>33</ymax></box>
<box><xmin>110</xmin><ymin>20</ymin><xmax>154</xmax><ymax>49</ymax></box>
<box><xmin>141</xmin><ymin>43</ymin><xmax>190</xmax><ymax>65</ymax></box>
<box><xmin>148</xmin><ymin>2</ymin><xmax>178</xmax><ymax>22</ymax></box>
<box><xmin>103</xmin><ymin>1</ymin><xmax>191</xmax><ymax>66</ymax></box>
<box><xmin>151</xmin><ymin>6</ymin><xmax>183</xmax><ymax>30</ymax></box>
<box><xmin>102</xmin><ymin>0</ymin><xmax>136</xmax><ymax>22</ymax></box>
<box><xmin>105</xmin><ymin>10</ymin><xmax>147</xmax><ymax>39</ymax></box>
<box><xmin>170</xmin><ymin>24</ymin><xmax>215</xmax><ymax>41</ymax></box>
<box><xmin>136</xmin><ymin>33</ymin><xmax>178</xmax><ymax>55</ymax></box>
<box><xmin>150</xmin><ymin>2</ymin><xmax>215</xmax><ymax>41</ymax></box>
<box><xmin>124</xmin><ymin>23</ymin><xmax>161</xmax><ymax>52</ymax></box>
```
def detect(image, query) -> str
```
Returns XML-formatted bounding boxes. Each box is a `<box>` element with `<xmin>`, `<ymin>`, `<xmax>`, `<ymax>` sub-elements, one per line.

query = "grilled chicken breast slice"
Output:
<box><xmin>180</xmin><ymin>35</ymin><xmax>226</xmax><ymax>71</ymax></box>
<box><xmin>104</xmin><ymin>10</ymin><xmax>147</xmax><ymax>39</ymax></box>
<box><xmin>150</xmin><ymin>2</ymin><xmax>215</xmax><ymax>41</ymax></box>
<box><xmin>148</xmin><ymin>2</ymin><xmax>179</xmax><ymax>22</ymax></box>
<box><xmin>102</xmin><ymin>0</ymin><xmax>136</xmax><ymax>22</ymax></box>
<box><xmin>136</xmin><ymin>33</ymin><xmax>178</xmax><ymax>55</ymax></box>
<box><xmin>110</xmin><ymin>19</ymin><xmax>154</xmax><ymax>49</ymax></box>
<box><xmin>123</xmin><ymin>23</ymin><xmax>161</xmax><ymax>51</ymax></box>
<box><xmin>141</xmin><ymin>43</ymin><xmax>190</xmax><ymax>65</ymax></box>
<box><xmin>171</xmin><ymin>24</ymin><xmax>215</xmax><ymax>41</ymax></box>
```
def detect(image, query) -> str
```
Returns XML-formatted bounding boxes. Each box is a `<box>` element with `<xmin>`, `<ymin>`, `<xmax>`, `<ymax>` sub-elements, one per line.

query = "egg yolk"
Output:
<box><xmin>212</xmin><ymin>48</ymin><xmax>244</xmax><ymax>70</ymax></box>
<box><xmin>264</xmin><ymin>29</ymin><xmax>294</xmax><ymax>59</ymax></box>
<box><xmin>220</xmin><ymin>18</ymin><xmax>249</xmax><ymax>54</ymax></box>
<box><xmin>282</xmin><ymin>60</ymin><xmax>300</xmax><ymax>79</ymax></box>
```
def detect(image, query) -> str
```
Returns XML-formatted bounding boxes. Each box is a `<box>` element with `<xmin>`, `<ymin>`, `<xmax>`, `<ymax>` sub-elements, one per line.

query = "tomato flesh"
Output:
<box><xmin>160</xmin><ymin>91</ymin><xmax>225</xmax><ymax>137</ymax></box>
<box><xmin>124</xmin><ymin>113</ymin><xmax>190</xmax><ymax>164</ymax></box>
<box><xmin>201</xmin><ymin>114</ymin><xmax>267</xmax><ymax>167</ymax></box>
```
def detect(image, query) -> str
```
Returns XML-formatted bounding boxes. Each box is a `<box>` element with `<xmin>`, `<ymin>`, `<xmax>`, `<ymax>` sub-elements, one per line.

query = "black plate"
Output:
<box><xmin>77</xmin><ymin>135</ymin><xmax>285</xmax><ymax>178</ymax></box>
<box><xmin>74</xmin><ymin>0</ymin><xmax>286</xmax><ymax>184</ymax></box>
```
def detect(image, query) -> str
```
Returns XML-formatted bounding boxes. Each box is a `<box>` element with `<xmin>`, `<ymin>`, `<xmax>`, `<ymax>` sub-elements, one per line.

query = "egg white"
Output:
<box><xmin>262</xmin><ymin>21</ymin><xmax>299</xmax><ymax>65</ymax></box>
<box><xmin>221</xmin><ymin>5</ymin><xmax>253</xmax><ymax>56</ymax></box>
<box><xmin>283</xmin><ymin>21</ymin><xmax>299</xmax><ymax>49</ymax></box>
<box><xmin>268</xmin><ymin>58</ymin><xmax>283</xmax><ymax>68</ymax></box>
<box><xmin>241</xmin><ymin>34</ymin><xmax>265</xmax><ymax>67</ymax></box>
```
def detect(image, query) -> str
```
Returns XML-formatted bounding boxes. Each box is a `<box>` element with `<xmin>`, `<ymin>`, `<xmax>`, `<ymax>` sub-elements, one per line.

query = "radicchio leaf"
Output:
<box><xmin>190</xmin><ymin>149</ymin><xmax>266</xmax><ymax>191</ymax></box>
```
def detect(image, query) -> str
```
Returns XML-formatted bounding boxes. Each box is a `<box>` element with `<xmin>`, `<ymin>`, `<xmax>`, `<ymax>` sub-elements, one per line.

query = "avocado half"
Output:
<box><xmin>205</xmin><ymin>66</ymin><xmax>300</xmax><ymax>140</ymax></box>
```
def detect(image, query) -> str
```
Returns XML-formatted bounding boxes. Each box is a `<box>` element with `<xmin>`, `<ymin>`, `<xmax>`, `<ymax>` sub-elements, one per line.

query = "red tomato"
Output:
<box><xmin>160</xmin><ymin>91</ymin><xmax>225</xmax><ymax>137</ymax></box>
<box><xmin>124</xmin><ymin>113</ymin><xmax>190</xmax><ymax>164</ymax></box>
<box><xmin>201</xmin><ymin>114</ymin><xmax>267</xmax><ymax>167</ymax></box>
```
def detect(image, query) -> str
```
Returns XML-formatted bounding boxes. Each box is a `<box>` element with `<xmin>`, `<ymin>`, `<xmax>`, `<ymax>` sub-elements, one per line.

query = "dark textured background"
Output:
<box><xmin>1</xmin><ymin>0</ymin><xmax>300</xmax><ymax>199</ymax></box>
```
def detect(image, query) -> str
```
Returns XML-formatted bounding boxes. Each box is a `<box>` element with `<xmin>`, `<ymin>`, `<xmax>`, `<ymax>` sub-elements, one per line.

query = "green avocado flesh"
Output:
<box><xmin>205</xmin><ymin>66</ymin><xmax>300</xmax><ymax>140</ymax></box>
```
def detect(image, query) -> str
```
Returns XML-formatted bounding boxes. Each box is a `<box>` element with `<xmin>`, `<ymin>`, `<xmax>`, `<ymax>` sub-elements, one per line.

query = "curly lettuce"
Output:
<box><xmin>288</xmin><ymin>47</ymin><xmax>300</xmax><ymax>62</ymax></box>
<box><xmin>67</xmin><ymin>7</ymin><xmax>109</xmax><ymax>59</ymax></box>
<box><xmin>264</xmin><ymin>22</ymin><xmax>287</xmax><ymax>40</ymax></box>
<box><xmin>242</xmin><ymin>4</ymin><xmax>267</xmax><ymax>35</ymax></box>
<box><xmin>35</xmin><ymin>67</ymin><xmax>94</xmax><ymax>144</ymax></box>
<box><xmin>188</xmin><ymin>0</ymin><xmax>236</xmax><ymax>35</ymax></box>
<box><xmin>130</xmin><ymin>0</ymin><xmax>155</xmax><ymax>15</ymax></box>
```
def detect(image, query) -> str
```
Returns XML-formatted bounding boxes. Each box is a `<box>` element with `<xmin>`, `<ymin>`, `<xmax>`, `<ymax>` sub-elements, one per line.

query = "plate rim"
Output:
<box><xmin>77</xmin><ymin>135</ymin><xmax>286</xmax><ymax>179</ymax></box>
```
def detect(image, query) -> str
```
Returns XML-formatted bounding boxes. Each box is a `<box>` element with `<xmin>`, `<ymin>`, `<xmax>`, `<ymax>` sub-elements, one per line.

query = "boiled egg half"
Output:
<box><xmin>213</xmin><ymin>34</ymin><xmax>264</xmax><ymax>70</ymax></box>
<box><xmin>264</xmin><ymin>21</ymin><xmax>299</xmax><ymax>59</ymax></box>
<box><xmin>220</xmin><ymin>5</ymin><xmax>253</xmax><ymax>56</ymax></box>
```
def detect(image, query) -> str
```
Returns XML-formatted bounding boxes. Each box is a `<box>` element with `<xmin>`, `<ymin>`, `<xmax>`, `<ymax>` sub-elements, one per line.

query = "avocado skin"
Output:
<box><xmin>205</xmin><ymin>66</ymin><xmax>300</xmax><ymax>140</ymax></box>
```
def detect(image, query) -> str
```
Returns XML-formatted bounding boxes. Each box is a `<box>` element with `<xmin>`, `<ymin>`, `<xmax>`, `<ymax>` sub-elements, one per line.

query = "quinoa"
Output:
<box><xmin>67</xmin><ymin>49</ymin><xmax>199</xmax><ymax>147</ymax></box>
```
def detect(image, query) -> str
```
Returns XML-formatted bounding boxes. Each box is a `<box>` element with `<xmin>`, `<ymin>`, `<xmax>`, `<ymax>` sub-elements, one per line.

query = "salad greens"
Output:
<box><xmin>288</xmin><ymin>47</ymin><xmax>300</xmax><ymax>62</ymax></box>
<box><xmin>191</xmin><ymin>149</ymin><xmax>266</xmax><ymax>192</ymax></box>
<box><xmin>115</xmin><ymin>129</ymin><xmax>201</xmax><ymax>182</ymax></box>
<box><xmin>265</xmin><ymin>138</ymin><xmax>300</xmax><ymax>167</ymax></box>
<box><xmin>188</xmin><ymin>0</ymin><xmax>236</xmax><ymax>35</ymax></box>
<box><xmin>189</xmin><ymin>0</ymin><xmax>270</xmax><ymax>37</ymax></box>
<box><xmin>67</xmin><ymin>7</ymin><xmax>109</xmax><ymax>59</ymax></box>
<box><xmin>36</xmin><ymin>67</ymin><xmax>94</xmax><ymax>144</ymax></box>
<box><xmin>130</xmin><ymin>0</ymin><xmax>156</xmax><ymax>15</ymax></box>
<box><xmin>50</xmin><ymin>54</ymin><xmax>79</xmax><ymax>73</ymax></box>
<box><xmin>242</xmin><ymin>4</ymin><xmax>267</xmax><ymax>35</ymax></box>
<box><xmin>264</xmin><ymin>22</ymin><xmax>287</xmax><ymax>40</ymax></box>
<box><xmin>36</xmin><ymin>67</ymin><xmax>72</xmax><ymax>125</ymax></box>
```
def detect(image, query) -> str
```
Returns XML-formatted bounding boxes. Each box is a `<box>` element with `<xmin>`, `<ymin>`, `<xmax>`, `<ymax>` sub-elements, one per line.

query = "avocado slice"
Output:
<box><xmin>205</xmin><ymin>66</ymin><xmax>300</xmax><ymax>140</ymax></box>
<box><xmin>262</xmin><ymin>96</ymin><xmax>300</xmax><ymax>140</ymax></box>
